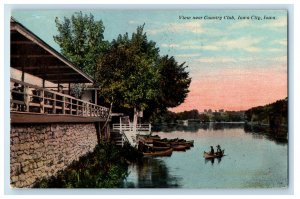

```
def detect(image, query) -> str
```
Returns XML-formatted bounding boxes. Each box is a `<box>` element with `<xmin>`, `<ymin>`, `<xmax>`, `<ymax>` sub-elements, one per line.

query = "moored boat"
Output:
<box><xmin>139</xmin><ymin>135</ymin><xmax>161</xmax><ymax>144</ymax></box>
<box><xmin>143</xmin><ymin>138</ymin><xmax>155</xmax><ymax>144</ymax></box>
<box><xmin>171</xmin><ymin>145</ymin><xmax>186</xmax><ymax>151</ymax></box>
<box><xmin>170</xmin><ymin>141</ymin><xmax>191</xmax><ymax>149</ymax></box>
<box><xmin>157</xmin><ymin>138</ymin><xmax>194</xmax><ymax>148</ymax></box>
<box><xmin>153</xmin><ymin>140</ymin><xmax>171</xmax><ymax>147</ymax></box>
<box><xmin>148</xmin><ymin>146</ymin><xmax>171</xmax><ymax>152</ymax></box>
<box><xmin>185</xmin><ymin>140</ymin><xmax>194</xmax><ymax>147</ymax></box>
<box><xmin>203</xmin><ymin>150</ymin><xmax>225</xmax><ymax>159</ymax></box>
<box><xmin>143</xmin><ymin>148</ymin><xmax>173</xmax><ymax>157</ymax></box>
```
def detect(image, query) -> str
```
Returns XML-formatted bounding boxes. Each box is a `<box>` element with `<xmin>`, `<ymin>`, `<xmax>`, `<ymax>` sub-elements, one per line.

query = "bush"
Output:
<box><xmin>33</xmin><ymin>141</ymin><xmax>141</xmax><ymax>188</ymax></box>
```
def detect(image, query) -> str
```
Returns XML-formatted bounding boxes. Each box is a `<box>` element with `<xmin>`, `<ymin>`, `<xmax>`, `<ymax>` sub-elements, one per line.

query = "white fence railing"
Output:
<box><xmin>112</xmin><ymin>123</ymin><xmax>151</xmax><ymax>134</ymax></box>
<box><xmin>112</xmin><ymin>123</ymin><xmax>151</xmax><ymax>147</ymax></box>
<box><xmin>10</xmin><ymin>78</ymin><xmax>109</xmax><ymax>118</ymax></box>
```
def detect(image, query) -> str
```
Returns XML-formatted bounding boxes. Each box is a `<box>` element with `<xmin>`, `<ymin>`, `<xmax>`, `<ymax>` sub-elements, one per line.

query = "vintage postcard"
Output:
<box><xmin>9</xmin><ymin>9</ymin><xmax>288</xmax><ymax>189</ymax></box>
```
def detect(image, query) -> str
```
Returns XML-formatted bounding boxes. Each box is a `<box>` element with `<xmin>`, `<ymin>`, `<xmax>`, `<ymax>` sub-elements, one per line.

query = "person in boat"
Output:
<box><xmin>210</xmin><ymin>146</ymin><xmax>214</xmax><ymax>155</ymax></box>
<box><xmin>216</xmin><ymin>145</ymin><xmax>222</xmax><ymax>155</ymax></box>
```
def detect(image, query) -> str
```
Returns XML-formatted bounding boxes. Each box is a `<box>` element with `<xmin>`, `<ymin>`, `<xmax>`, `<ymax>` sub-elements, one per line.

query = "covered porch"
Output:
<box><xmin>10</xmin><ymin>18</ymin><xmax>109</xmax><ymax>123</ymax></box>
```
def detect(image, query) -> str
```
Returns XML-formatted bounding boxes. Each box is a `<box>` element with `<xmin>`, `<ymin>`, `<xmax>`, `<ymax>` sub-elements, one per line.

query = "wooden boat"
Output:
<box><xmin>185</xmin><ymin>140</ymin><xmax>194</xmax><ymax>147</ymax></box>
<box><xmin>162</xmin><ymin>138</ymin><xmax>194</xmax><ymax>147</ymax></box>
<box><xmin>143</xmin><ymin>138</ymin><xmax>154</xmax><ymax>144</ymax></box>
<box><xmin>153</xmin><ymin>140</ymin><xmax>171</xmax><ymax>147</ymax></box>
<box><xmin>148</xmin><ymin>146</ymin><xmax>171</xmax><ymax>152</ymax></box>
<box><xmin>139</xmin><ymin>135</ymin><xmax>161</xmax><ymax>144</ymax></box>
<box><xmin>172</xmin><ymin>145</ymin><xmax>186</xmax><ymax>151</ymax></box>
<box><xmin>149</xmin><ymin>135</ymin><xmax>161</xmax><ymax>140</ymax></box>
<box><xmin>138</xmin><ymin>134</ymin><xmax>160</xmax><ymax>139</ymax></box>
<box><xmin>170</xmin><ymin>141</ymin><xmax>191</xmax><ymax>149</ymax></box>
<box><xmin>203</xmin><ymin>150</ymin><xmax>225</xmax><ymax>159</ymax></box>
<box><xmin>143</xmin><ymin>148</ymin><xmax>173</xmax><ymax>157</ymax></box>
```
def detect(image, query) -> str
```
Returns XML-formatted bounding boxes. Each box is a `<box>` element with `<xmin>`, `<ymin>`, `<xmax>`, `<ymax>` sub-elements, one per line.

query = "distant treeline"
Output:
<box><xmin>244</xmin><ymin>97</ymin><xmax>288</xmax><ymax>137</ymax></box>
<box><xmin>152</xmin><ymin>109</ymin><xmax>245</xmax><ymax>124</ymax></box>
<box><xmin>153</xmin><ymin>97</ymin><xmax>288</xmax><ymax>129</ymax></box>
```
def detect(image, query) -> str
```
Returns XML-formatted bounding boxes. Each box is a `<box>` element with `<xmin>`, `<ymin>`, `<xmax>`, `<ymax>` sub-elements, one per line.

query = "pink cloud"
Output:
<box><xmin>169</xmin><ymin>67</ymin><xmax>287</xmax><ymax>112</ymax></box>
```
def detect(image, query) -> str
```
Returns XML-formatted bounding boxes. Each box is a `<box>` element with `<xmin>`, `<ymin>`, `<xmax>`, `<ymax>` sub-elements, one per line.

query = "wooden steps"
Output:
<box><xmin>110</xmin><ymin>131</ymin><xmax>123</xmax><ymax>146</ymax></box>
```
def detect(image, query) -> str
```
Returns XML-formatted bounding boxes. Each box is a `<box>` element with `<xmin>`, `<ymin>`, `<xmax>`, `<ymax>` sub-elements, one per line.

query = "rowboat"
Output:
<box><xmin>186</xmin><ymin>140</ymin><xmax>194</xmax><ymax>147</ymax></box>
<box><xmin>139</xmin><ymin>135</ymin><xmax>162</xmax><ymax>144</ymax></box>
<box><xmin>148</xmin><ymin>146</ymin><xmax>171</xmax><ymax>151</ymax></box>
<box><xmin>157</xmin><ymin>138</ymin><xmax>194</xmax><ymax>148</ymax></box>
<box><xmin>143</xmin><ymin>148</ymin><xmax>173</xmax><ymax>157</ymax></box>
<box><xmin>203</xmin><ymin>150</ymin><xmax>225</xmax><ymax>159</ymax></box>
<box><xmin>169</xmin><ymin>141</ymin><xmax>191</xmax><ymax>149</ymax></box>
<box><xmin>153</xmin><ymin>140</ymin><xmax>171</xmax><ymax>147</ymax></box>
<box><xmin>172</xmin><ymin>145</ymin><xmax>186</xmax><ymax>151</ymax></box>
<box><xmin>143</xmin><ymin>138</ymin><xmax>155</xmax><ymax>144</ymax></box>
<box><xmin>178</xmin><ymin>139</ymin><xmax>194</xmax><ymax>146</ymax></box>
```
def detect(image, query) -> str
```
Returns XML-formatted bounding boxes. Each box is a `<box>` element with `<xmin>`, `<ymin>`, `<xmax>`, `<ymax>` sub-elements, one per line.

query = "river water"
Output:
<box><xmin>123</xmin><ymin>123</ymin><xmax>288</xmax><ymax>188</ymax></box>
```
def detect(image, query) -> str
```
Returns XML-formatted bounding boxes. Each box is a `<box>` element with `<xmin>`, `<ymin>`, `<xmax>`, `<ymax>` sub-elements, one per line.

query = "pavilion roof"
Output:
<box><xmin>10</xmin><ymin>17</ymin><xmax>93</xmax><ymax>84</ymax></box>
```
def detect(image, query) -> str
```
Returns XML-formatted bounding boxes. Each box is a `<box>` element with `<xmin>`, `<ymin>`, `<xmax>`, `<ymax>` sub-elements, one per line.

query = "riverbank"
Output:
<box><xmin>33</xmin><ymin>141</ymin><xmax>142</xmax><ymax>188</ymax></box>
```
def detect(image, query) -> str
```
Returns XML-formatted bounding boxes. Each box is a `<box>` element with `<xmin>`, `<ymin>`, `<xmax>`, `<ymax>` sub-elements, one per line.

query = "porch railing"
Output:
<box><xmin>10</xmin><ymin>78</ymin><xmax>109</xmax><ymax>118</ymax></box>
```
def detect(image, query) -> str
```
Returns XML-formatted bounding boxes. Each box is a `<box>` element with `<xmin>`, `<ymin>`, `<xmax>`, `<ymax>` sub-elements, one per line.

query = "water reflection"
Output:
<box><xmin>124</xmin><ymin>123</ymin><xmax>288</xmax><ymax>188</ymax></box>
<box><xmin>124</xmin><ymin>157</ymin><xmax>181</xmax><ymax>188</ymax></box>
<box><xmin>153</xmin><ymin>122</ymin><xmax>288</xmax><ymax>145</ymax></box>
<box><xmin>243</xmin><ymin>123</ymin><xmax>288</xmax><ymax>145</ymax></box>
<box><xmin>152</xmin><ymin>122</ymin><xmax>245</xmax><ymax>132</ymax></box>
<box><xmin>204</xmin><ymin>157</ymin><xmax>222</xmax><ymax>165</ymax></box>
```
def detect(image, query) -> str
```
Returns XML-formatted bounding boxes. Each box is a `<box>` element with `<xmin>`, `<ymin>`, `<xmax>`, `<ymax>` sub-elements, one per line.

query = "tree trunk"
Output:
<box><xmin>101</xmin><ymin>102</ymin><xmax>113</xmax><ymax>132</ymax></box>
<box><xmin>133</xmin><ymin>107</ymin><xmax>139</xmax><ymax>133</ymax></box>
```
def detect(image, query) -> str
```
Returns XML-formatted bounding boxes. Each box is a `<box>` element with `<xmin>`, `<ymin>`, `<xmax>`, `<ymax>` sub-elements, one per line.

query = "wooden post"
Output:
<box><xmin>21</xmin><ymin>63</ymin><xmax>25</xmax><ymax>82</ymax></box>
<box><xmin>68</xmin><ymin>83</ymin><xmax>71</xmax><ymax>95</ymax></box>
<box><xmin>52</xmin><ymin>93</ymin><xmax>56</xmax><ymax>114</ymax></box>
<box><xmin>40</xmin><ymin>90</ymin><xmax>44</xmax><ymax>113</ymax></box>
<box><xmin>21</xmin><ymin>71</ymin><xmax>24</xmax><ymax>82</ymax></box>
<box><xmin>24</xmin><ymin>85</ymin><xmax>29</xmax><ymax>112</ymax></box>
<box><xmin>94</xmin><ymin>89</ymin><xmax>97</xmax><ymax>104</ymax></box>
<box><xmin>133</xmin><ymin>107</ymin><xmax>138</xmax><ymax>134</ymax></box>
<box><xmin>76</xmin><ymin>100</ymin><xmax>79</xmax><ymax>116</ymax></box>
<box><xmin>62</xmin><ymin>96</ymin><xmax>65</xmax><ymax>114</ymax></box>
<box><xmin>70</xmin><ymin>98</ymin><xmax>73</xmax><ymax>115</ymax></box>
<box><xmin>83</xmin><ymin>102</ymin><xmax>86</xmax><ymax>116</ymax></box>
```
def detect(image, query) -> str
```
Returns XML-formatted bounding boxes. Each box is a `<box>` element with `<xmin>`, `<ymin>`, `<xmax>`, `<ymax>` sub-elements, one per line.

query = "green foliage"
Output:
<box><xmin>157</xmin><ymin>56</ymin><xmax>191</xmax><ymax>108</ymax></box>
<box><xmin>96</xmin><ymin>25</ymin><xmax>159</xmax><ymax>111</ymax></box>
<box><xmin>152</xmin><ymin>109</ymin><xmax>245</xmax><ymax>124</ymax></box>
<box><xmin>54</xmin><ymin>11</ymin><xmax>108</xmax><ymax>77</ymax></box>
<box><xmin>96</xmin><ymin>24</ymin><xmax>191</xmax><ymax>117</ymax></box>
<box><xmin>245</xmin><ymin>98</ymin><xmax>288</xmax><ymax>126</ymax></box>
<box><xmin>54</xmin><ymin>13</ymin><xmax>191</xmax><ymax>118</ymax></box>
<box><xmin>33</xmin><ymin>142</ymin><xmax>142</xmax><ymax>188</ymax></box>
<box><xmin>244</xmin><ymin>98</ymin><xmax>288</xmax><ymax>137</ymax></box>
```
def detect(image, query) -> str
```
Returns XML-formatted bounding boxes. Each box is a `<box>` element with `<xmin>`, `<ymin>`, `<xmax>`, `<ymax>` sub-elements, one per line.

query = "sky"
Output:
<box><xmin>12</xmin><ymin>9</ymin><xmax>287</xmax><ymax>112</ymax></box>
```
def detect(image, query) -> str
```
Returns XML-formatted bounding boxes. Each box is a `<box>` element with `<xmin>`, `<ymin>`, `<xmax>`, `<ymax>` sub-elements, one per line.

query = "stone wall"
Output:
<box><xmin>10</xmin><ymin>123</ymin><xmax>98</xmax><ymax>188</ymax></box>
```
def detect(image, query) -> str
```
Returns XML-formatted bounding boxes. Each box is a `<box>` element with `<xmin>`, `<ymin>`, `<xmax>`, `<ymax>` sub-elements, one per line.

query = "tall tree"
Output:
<box><xmin>96</xmin><ymin>25</ymin><xmax>191</xmax><ymax>123</ymax></box>
<box><xmin>144</xmin><ymin>56</ymin><xmax>191</xmax><ymax>121</ymax></box>
<box><xmin>96</xmin><ymin>25</ymin><xmax>160</xmax><ymax>126</ymax></box>
<box><xmin>54</xmin><ymin>11</ymin><xmax>108</xmax><ymax>77</ymax></box>
<box><xmin>158</xmin><ymin>55</ymin><xmax>191</xmax><ymax>107</ymax></box>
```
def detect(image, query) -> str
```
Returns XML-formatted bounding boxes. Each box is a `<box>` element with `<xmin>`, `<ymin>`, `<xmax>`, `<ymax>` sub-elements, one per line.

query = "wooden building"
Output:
<box><xmin>10</xmin><ymin>17</ymin><xmax>109</xmax><ymax>123</ymax></box>
<box><xmin>9</xmin><ymin>17</ymin><xmax>110</xmax><ymax>187</ymax></box>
